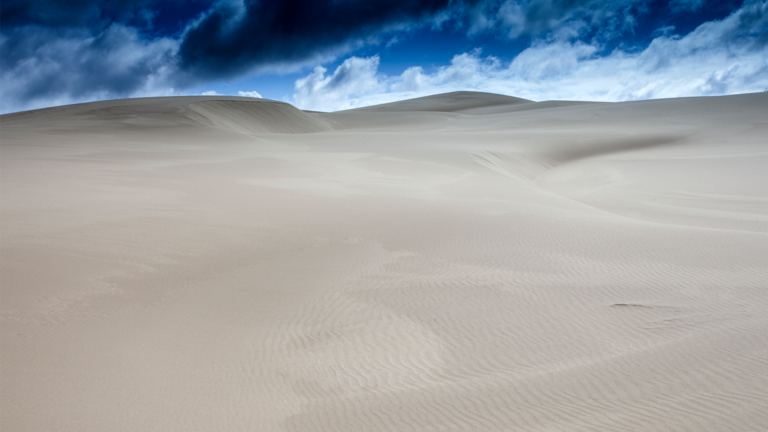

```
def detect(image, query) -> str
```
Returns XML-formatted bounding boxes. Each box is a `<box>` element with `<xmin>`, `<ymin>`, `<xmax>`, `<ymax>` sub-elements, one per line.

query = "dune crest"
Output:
<box><xmin>187</xmin><ymin>99</ymin><xmax>333</xmax><ymax>134</ymax></box>
<box><xmin>347</xmin><ymin>90</ymin><xmax>531</xmax><ymax>113</ymax></box>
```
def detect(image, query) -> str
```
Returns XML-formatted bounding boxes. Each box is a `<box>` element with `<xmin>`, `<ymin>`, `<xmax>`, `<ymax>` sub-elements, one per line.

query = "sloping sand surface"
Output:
<box><xmin>2</xmin><ymin>92</ymin><xmax>768</xmax><ymax>431</ymax></box>
<box><xmin>347</xmin><ymin>90</ymin><xmax>531</xmax><ymax>113</ymax></box>
<box><xmin>188</xmin><ymin>99</ymin><xmax>333</xmax><ymax>134</ymax></box>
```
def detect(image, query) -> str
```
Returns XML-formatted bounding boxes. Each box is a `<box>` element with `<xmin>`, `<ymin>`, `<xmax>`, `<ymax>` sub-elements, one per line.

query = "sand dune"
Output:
<box><xmin>2</xmin><ymin>91</ymin><xmax>768</xmax><ymax>431</ymax></box>
<box><xmin>347</xmin><ymin>90</ymin><xmax>531</xmax><ymax>113</ymax></box>
<box><xmin>0</xmin><ymin>96</ymin><xmax>333</xmax><ymax>135</ymax></box>
<box><xmin>187</xmin><ymin>99</ymin><xmax>333</xmax><ymax>134</ymax></box>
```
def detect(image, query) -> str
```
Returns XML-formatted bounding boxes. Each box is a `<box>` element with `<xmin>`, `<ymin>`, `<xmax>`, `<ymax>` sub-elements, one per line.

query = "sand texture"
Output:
<box><xmin>2</xmin><ymin>91</ymin><xmax>768</xmax><ymax>431</ymax></box>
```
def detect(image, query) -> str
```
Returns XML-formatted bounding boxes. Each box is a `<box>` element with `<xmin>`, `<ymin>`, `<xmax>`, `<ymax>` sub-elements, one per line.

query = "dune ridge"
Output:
<box><xmin>2</xmin><ymin>91</ymin><xmax>768</xmax><ymax>431</ymax></box>
<box><xmin>1</xmin><ymin>96</ymin><xmax>333</xmax><ymax>136</ymax></box>
<box><xmin>346</xmin><ymin>91</ymin><xmax>531</xmax><ymax>113</ymax></box>
<box><xmin>187</xmin><ymin>100</ymin><xmax>333</xmax><ymax>134</ymax></box>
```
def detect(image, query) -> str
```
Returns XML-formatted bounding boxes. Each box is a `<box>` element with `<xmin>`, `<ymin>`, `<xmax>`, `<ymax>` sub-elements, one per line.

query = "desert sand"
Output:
<box><xmin>2</xmin><ymin>91</ymin><xmax>767</xmax><ymax>431</ymax></box>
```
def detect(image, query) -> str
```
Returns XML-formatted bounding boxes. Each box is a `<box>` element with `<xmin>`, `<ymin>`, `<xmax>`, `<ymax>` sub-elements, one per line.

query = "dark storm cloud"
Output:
<box><xmin>175</xmin><ymin>0</ymin><xmax>657</xmax><ymax>80</ymax></box>
<box><xmin>0</xmin><ymin>0</ymin><xmax>757</xmax><ymax>113</ymax></box>
<box><xmin>1</xmin><ymin>0</ymin><xmax>483</xmax><ymax>111</ymax></box>
<box><xmin>176</xmin><ymin>0</ymin><xmax>473</xmax><ymax>81</ymax></box>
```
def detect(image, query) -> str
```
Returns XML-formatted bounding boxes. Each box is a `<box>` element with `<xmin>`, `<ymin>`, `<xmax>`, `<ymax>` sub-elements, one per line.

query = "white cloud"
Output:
<box><xmin>237</xmin><ymin>90</ymin><xmax>262</xmax><ymax>98</ymax></box>
<box><xmin>292</xmin><ymin>55</ymin><xmax>385</xmax><ymax>111</ymax></box>
<box><xmin>508</xmin><ymin>41</ymin><xmax>598</xmax><ymax>80</ymax></box>
<box><xmin>291</xmin><ymin>1</ymin><xmax>768</xmax><ymax>111</ymax></box>
<box><xmin>0</xmin><ymin>23</ymin><xmax>179</xmax><ymax>113</ymax></box>
<box><xmin>200</xmin><ymin>90</ymin><xmax>220</xmax><ymax>95</ymax></box>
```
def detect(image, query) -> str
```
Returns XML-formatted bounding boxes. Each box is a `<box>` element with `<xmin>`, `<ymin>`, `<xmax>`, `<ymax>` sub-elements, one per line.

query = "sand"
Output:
<box><xmin>2</xmin><ymin>91</ymin><xmax>767</xmax><ymax>431</ymax></box>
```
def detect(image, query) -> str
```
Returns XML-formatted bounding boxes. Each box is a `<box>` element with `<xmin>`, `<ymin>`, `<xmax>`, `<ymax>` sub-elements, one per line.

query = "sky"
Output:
<box><xmin>1</xmin><ymin>0</ymin><xmax>767</xmax><ymax>113</ymax></box>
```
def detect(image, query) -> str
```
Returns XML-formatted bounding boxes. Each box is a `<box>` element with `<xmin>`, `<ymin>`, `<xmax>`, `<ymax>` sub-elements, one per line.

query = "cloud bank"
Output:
<box><xmin>177</xmin><ymin>0</ymin><xmax>468</xmax><ymax>81</ymax></box>
<box><xmin>0</xmin><ymin>0</ymin><xmax>764</xmax><ymax>113</ymax></box>
<box><xmin>1</xmin><ymin>24</ymin><xmax>178</xmax><ymax>111</ymax></box>
<box><xmin>293</xmin><ymin>1</ymin><xmax>768</xmax><ymax>111</ymax></box>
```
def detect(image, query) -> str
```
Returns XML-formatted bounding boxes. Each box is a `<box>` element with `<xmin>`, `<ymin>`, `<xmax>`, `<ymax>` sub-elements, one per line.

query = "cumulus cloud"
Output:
<box><xmin>175</xmin><ymin>0</ymin><xmax>658</xmax><ymax>84</ymax></box>
<box><xmin>237</xmin><ymin>90</ymin><xmax>262</xmax><ymax>98</ymax></box>
<box><xmin>1</xmin><ymin>0</ymin><xmax>763</xmax><ymax>113</ymax></box>
<box><xmin>1</xmin><ymin>0</ymin><xmax>468</xmax><ymax>112</ymax></box>
<box><xmin>0</xmin><ymin>23</ymin><xmax>178</xmax><ymax>113</ymax></box>
<box><xmin>293</xmin><ymin>56</ymin><xmax>386</xmax><ymax>111</ymax></box>
<box><xmin>292</xmin><ymin>0</ymin><xmax>768</xmax><ymax>111</ymax></box>
<box><xmin>0</xmin><ymin>0</ymin><xmax>209</xmax><ymax>113</ymax></box>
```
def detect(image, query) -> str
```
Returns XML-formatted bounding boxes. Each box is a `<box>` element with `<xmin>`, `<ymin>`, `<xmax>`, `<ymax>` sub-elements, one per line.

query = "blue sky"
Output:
<box><xmin>1</xmin><ymin>0</ymin><xmax>766</xmax><ymax>113</ymax></box>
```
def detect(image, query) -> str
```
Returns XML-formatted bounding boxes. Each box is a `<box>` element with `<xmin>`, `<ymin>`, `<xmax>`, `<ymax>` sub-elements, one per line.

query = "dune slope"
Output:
<box><xmin>187</xmin><ymin>99</ymin><xmax>333</xmax><ymax>134</ymax></box>
<box><xmin>2</xmin><ymin>92</ymin><xmax>768</xmax><ymax>431</ymax></box>
<box><xmin>0</xmin><ymin>96</ymin><xmax>332</xmax><ymax>136</ymax></box>
<box><xmin>347</xmin><ymin>90</ymin><xmax>531</xmax><ymax>113</ymax></box>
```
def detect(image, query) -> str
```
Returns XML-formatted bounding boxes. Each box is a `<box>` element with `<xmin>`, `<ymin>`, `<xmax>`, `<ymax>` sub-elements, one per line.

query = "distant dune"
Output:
<box><xmin>346</xmin><ymin>90</ymin><xmax>532</xmax><ymax>112</ymax></box>
<box><xmin>187</xmin><ymin>99</ymin><xmax>334</xmax><ymax>134</ymax></box>
<box><xmin>2</xmin><ymin>91</ymin><xmax>768</xmax><ymax>431</ymax></box>
<box><xmin>1</xmin><ymin>96</ymin><xmax>333</xmax><ymax>135</ymax></box>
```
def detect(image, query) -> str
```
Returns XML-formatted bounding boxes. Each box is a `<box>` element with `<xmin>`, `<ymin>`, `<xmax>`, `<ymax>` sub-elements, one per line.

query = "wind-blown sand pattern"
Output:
<box><xmin>2</xmin><ymin>92</ymin><xmax>767</xmax><ymax>431</ymax></box>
